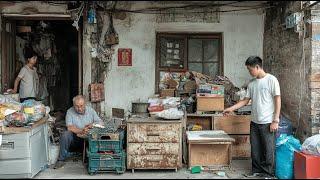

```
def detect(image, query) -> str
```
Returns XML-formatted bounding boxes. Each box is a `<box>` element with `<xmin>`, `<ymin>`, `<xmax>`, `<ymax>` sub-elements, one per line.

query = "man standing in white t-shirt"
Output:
<box><xmin>223</xmin><ymin>56</ymin><xmax>281</xmax><ymax>178</ymax></box>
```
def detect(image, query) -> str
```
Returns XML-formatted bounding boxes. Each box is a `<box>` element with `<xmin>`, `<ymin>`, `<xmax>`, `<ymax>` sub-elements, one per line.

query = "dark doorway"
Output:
<box><xmin>2</xmin><ymin>18</ymin><xmax>81</xmax><ymax>112</ymax></box>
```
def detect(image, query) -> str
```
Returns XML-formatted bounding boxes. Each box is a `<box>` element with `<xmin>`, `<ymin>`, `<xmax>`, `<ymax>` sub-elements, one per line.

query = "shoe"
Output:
<box><xmin>262</xmin><ymin>174</ymin><xmax>277</xmax><ymax>179</ymax></box>
<box><xmin>244</xmin><ymin>172</ymin><xmax>264</xmax><ymax>178</ymax></box>
<box><xmin>54</xmin><ymin>160</ymin><xmax>65</xmax><ymax>169</ymax></box>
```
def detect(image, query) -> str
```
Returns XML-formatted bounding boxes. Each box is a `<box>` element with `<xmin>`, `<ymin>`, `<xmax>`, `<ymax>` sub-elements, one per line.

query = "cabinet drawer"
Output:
<box><xmin>127</xmin><ymin>143</ymin><xmax>179</xmax><ymax>155</ymax></box>
<box><xmin>127</xmin><ymin>154</ymin><xmax>179</xmax><ymax>169</ymax></box>
<box><xmin>0</xmin><ymin>132</ymin><xmax>31</xmax><ymax>159</ymax></box>
<box><xmin>127</xmin><ymin>123</ymin><xmax>180</xmax><ymax>143</ymax></box>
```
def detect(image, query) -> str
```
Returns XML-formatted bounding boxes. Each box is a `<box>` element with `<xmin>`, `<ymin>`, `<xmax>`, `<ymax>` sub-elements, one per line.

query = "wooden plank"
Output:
<box><xmin>186</xmin><ymin>130</ymin><xmax>235</xmax><ymax>142</ymax></box>
<box><xmin>230</xmin><ymin>135</ymin><xmax>251</xmax><ymax>158</ymax></box>
<box><xmin>112</xmin><ymin>108</ymin><xmax>125</xmax><ymax>118</ymax></box>
<box><xmin>214</xmin><ymin>115</ymin><xmax>251</xmax><ymax>134</ymax></box>
<box><xmin>188</xmin><ymin>143</ymin><xmax>231</xmax><ymax>167</ymax></box>
<box><xmin>187</xmin><ymin>113</ymin><xmax>214</xmax><ymax>117</ymax></box>
<box><xmin>128</xmin><ymin>117</ymin><xmax>182</xmax><ymax>123</ymax></box>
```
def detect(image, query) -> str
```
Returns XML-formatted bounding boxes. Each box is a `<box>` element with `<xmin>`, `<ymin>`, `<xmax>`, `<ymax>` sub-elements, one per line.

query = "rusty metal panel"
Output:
<box><xmin>127</xmin><ymin>123</ymin><xmax>180</xmax><ymax>143</ymax></box>
<box><xmin>127</xmin><ymin>143</ymin><xmax>179</xmax><ymax>155</ymax></box>
<box><xmin>127</xmin><ymin>154</ymin><xmax>178</xmax><ymax>169</ymax></box>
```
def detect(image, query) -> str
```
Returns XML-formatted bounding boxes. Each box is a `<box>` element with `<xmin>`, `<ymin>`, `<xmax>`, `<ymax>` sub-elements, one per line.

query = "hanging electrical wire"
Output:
<box><xmin>109</xmin><ymin>5</ymin><xmax>274</xmax><ymax>15</ymax></box>
<box><xmin>93</xmin><ymin>1</ymin><xmax>275</xmax><ymax>14</ymax></box>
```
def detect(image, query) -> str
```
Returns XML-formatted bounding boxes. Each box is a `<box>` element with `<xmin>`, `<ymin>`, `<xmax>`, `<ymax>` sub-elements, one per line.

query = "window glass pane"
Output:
<box><xmin>203</xmin><ymin>39</ymin><xmax>219</xmax><ymax>62</ymax></box>
<box><xmin>203</xmin><ymin>63</ymin><xmax>219</xmax><ymax>77</ymax></box>
<box><xmin>188</xmin><ymin>39</ymin><xmax>202</xmax><ymax>62</ymax></box>
<box><xmin>160</xmin><ymin>37</ymin><xmax>184</xmax><ymax>68</ymax></box>
<box><xmin>188</xmin><ymin>63</ymin><xmax>202</xmax><ymax>73</ymax></box>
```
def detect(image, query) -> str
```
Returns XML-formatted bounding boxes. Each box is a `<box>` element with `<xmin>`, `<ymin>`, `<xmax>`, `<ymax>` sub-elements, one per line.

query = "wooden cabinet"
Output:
<box><xmin>127</xmin><ymin>117</ymin><xmax>182</xmax><ymax>172</ymax></box>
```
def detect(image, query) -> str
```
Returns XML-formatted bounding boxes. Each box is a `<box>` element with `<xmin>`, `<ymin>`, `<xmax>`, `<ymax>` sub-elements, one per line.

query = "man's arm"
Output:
<box><xmin>67</xmin><ymin>125</ymin><xmax>83</xmax><ymax>135</ymax></box>
<box><xmin>223</xmin><ymin>98</ymin><xmax>250</xmax><ymax>115</ymax></box>
<box><xmin>270</xmin><ymin>95</ymin><xmax>281</xmax><ymax>132</ymax></box>
<box><xmin>273</xmin><ymin>95</ymin><xmax>281</xmax><ymax>122</ymax></box>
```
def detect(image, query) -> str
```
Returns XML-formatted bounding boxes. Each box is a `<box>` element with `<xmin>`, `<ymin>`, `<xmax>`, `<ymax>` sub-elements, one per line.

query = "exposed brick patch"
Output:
<box><xmin>263</xmin><ymin>1</ymin><xmax>316</xmax><ymax>141</ymax></box>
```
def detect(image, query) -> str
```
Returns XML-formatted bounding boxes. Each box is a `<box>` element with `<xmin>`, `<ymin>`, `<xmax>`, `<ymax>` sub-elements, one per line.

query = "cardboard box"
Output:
<box><xmin>197</xmin><ymin>84</ymin><xmax>224</xmax><ymax>97</ymax></box>
<box><xmin>213</xmin><ymin>115</ymin><xmax>251</xmax><ymax>134</ymax></box>
<box><xmin>197</xmin><ymin>96</ymin><xmax>224</xmax><ymax>111</ymax></box>
<box><xmin>294</xmin><ymin>151</ymin><xmax>320</xmax><ymax>179</ymax></box>
<box><xmin>160</xmin><ymin>89</ymin><xmax>175</xmax><ymax>97</ymax></box>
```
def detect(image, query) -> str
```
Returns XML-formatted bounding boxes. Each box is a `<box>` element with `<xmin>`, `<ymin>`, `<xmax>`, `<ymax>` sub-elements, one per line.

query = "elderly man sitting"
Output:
<box><xmin>54</xmin><ymin>95</ymin><xmax>103</xmax><ymax>169</ymax></box>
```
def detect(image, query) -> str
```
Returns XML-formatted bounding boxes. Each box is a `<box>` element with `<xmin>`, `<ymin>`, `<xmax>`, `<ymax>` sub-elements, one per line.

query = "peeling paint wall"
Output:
<box><xmin>1</xmin><ymin>1</ymin><xmax>67</xmax><ymax>14</ymax></box>
<box><xmin>103</xmin><ymin>2</ymin><xmax>264</xmax><ymax>117</ymax></box>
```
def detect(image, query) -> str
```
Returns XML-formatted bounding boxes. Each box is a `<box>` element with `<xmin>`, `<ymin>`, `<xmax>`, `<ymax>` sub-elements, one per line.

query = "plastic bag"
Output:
<box><xmin>156</xmin><ymin>108</ymin><xmax>184</xmax><ymax>119</ymax></box>
<box><xmin>275</xmin><ymin>134</ymin><xmax>302</xmax><ymax>179</ymax></box>
<box><xmin>22</xmin><ymin>100</ymin><xmax>45</xmax><ymax>121</ymax></box>
<box><xmin>162</xmin><ymin>97</ymin><xmax>180</xmax><ymax>109</ymax></box>
<box><xmin>276</xmin><ymin>114</ymin><xmax>293</xmax><ymax>138</ymax></box>
<box><xmin>302</xmin><ymin>134</ymin><xmax>320</xmax><ymax>156</ymax></box>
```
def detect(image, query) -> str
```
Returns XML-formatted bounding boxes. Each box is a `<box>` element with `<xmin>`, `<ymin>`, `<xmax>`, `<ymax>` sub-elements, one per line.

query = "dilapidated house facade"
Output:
<box><xmin>0</xmin><ymin>1</ymin><xmax>319</xmax><ymax>143</ymax></box>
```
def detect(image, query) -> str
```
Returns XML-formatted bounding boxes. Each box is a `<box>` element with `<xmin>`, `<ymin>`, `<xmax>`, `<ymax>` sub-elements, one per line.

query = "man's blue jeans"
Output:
<box><xmin>58</xmin><ymin>131</ymin><xmax>84</xmax><ymax>161</ymax></box>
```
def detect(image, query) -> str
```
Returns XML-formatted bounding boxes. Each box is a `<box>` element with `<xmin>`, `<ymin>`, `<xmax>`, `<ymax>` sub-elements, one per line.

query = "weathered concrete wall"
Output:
<box><xmin>263</xmin><ymin>1</ymin><xmax>313</xmax><ymax>141</ymax></box>
<box><xmin>102</xmin><ymin>2</ymin><xmax>265</xmax><ymax>117</ymax></box>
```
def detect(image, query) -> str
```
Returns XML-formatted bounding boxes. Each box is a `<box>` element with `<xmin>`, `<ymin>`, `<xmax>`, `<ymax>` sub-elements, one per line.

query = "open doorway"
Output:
<box><xmin>1</xmin><ymin>18</ymin><xmax>82</xmax><ymax>112</ymax></box>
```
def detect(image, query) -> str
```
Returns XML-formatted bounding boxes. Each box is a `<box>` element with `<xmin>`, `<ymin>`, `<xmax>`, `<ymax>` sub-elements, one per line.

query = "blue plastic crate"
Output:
<box><xmin>87</xmin><ymin>150</ymin><xmax>126</xmax><ymax>175</ymax></box>
<box><xmin>88</xmin><ymin>128</ymin><xmax>125</xmax><ymax>153</ymax></box>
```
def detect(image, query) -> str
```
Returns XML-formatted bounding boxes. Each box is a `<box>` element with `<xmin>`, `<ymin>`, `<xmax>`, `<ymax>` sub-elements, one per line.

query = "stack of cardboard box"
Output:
<box><xmin>196</xmin><ymin>84</ymin><xmax>225</xmax><ymax>112</ymax></box>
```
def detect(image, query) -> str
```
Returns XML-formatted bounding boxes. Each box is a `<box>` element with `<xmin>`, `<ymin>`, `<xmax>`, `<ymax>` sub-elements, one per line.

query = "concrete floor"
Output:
<box><xmin>34</xmin><ymin>159</ymin><xmax>256</xmax><ymax>179</ymax></box>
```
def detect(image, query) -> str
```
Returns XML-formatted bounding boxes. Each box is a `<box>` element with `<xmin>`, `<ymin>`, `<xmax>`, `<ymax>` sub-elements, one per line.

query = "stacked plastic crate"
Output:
<box><xmin>87</xmin><ymin>127</ymin><xmax>126</xmax><ymax>175</ymax></box>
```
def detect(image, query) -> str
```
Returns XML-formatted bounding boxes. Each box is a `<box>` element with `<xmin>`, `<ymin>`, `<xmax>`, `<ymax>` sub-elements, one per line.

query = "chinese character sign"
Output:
<box><xmin>118</xmin><ymin>48</ymin><xmax>132</xmax><ymax>66</ymax></box>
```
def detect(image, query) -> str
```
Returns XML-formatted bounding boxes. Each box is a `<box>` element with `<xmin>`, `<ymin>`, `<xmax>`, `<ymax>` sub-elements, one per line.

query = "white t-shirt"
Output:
<box><xmin>18</xmin><ymin>65</ymin><xmax>39</xmax><ymax>99</ymax></box>
<box><xmin>245</xmin><ymin>73</ymin><xmax>281</xmax><ymax>124</ymax></box>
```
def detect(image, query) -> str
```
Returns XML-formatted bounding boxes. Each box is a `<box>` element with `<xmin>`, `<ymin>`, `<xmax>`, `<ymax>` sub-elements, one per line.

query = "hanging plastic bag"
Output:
<box><xmin>275</xmin><ymin>134</ymin><xmax>302</xmax><ymax>179</ymax></box>
<box><xmin>302</xmin><ymin>134</ymin><xmax>320</xmax><ymax>156</ymax></box>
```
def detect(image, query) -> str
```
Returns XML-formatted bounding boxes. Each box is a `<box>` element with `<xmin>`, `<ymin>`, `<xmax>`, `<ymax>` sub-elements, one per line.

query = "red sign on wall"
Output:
<box><xmin>118</xmin><ymin>48</ymin><xmax>132</xmax><ymax>66</ymax></box>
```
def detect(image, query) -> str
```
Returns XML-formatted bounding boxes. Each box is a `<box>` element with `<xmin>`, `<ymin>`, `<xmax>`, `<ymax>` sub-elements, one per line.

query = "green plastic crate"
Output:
<box><xmin>88</xmin><ymin>128</ymin><xmax>124</xmax><ymax>153</ymax></box>
<box><xmin>87</xmin><ymin>149</ymin><xmax>126</xmax><ymax>175</ymax></box>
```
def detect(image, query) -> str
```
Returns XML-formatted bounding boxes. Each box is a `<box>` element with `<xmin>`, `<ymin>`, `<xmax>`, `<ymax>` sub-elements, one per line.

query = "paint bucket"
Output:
<box><xmin>49</xmin><ymin>144</ymin><xmax>60</xmax><ymax>165</ymax></box>
<box><xmin>132</xmin><ymin>102</ymin><xmax>150</xmax><ymax>114</ymax></box>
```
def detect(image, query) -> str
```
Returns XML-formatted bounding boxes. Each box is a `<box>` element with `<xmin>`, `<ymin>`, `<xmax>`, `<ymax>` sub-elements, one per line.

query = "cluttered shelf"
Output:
<box><xmin>1</xmin><ymin>116</ymin><xmax>48</xmax><ymax>134</ymax></box>
<box><xmin>0</xmin><ymin>93</ymin><xmax>49</xmax><ymax>135</ymax></box>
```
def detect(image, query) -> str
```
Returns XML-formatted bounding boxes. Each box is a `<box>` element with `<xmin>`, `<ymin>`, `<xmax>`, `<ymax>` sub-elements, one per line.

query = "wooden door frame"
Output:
<box><xmin>0</xmin><ymin>15</ymin><xmax>83</xmax><ymax>94</ymax></box>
